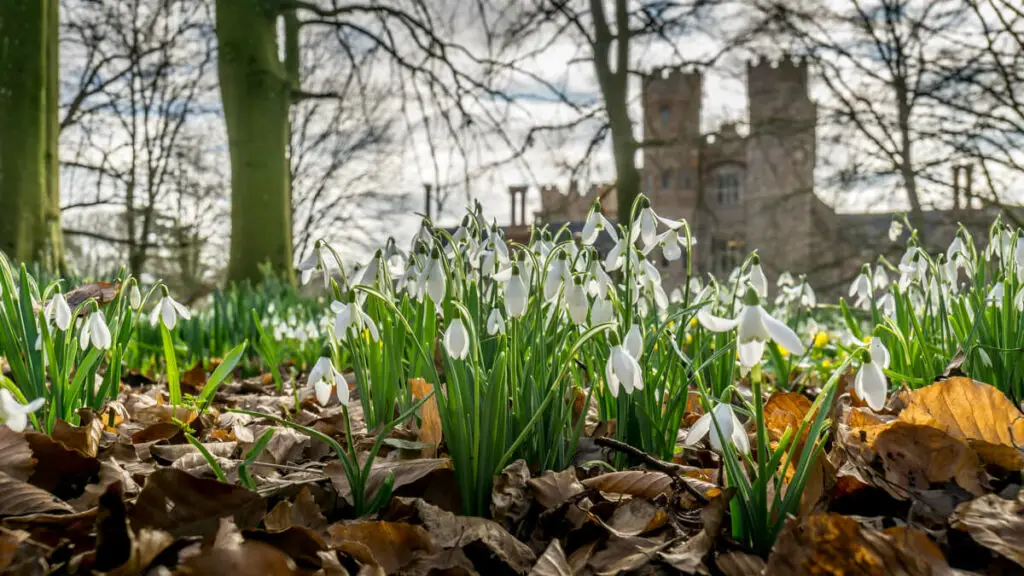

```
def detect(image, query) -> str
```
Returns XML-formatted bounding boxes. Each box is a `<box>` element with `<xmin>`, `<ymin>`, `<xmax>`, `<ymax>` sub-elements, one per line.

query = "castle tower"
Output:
<box><xmin>744</xmin><ymin>56</ymin><xmax>818</xmax><ymax>283</ymax></box>
<box><xmin>641</xmin><ymin>67</ymin><xmax>702</xmax><ymax>223</ymax></box>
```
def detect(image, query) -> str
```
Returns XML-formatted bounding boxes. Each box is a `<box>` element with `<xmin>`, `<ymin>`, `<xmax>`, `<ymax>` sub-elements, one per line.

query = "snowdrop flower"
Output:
<box><xmin>591</xmin><ymin>296</ymin><xmax>614</xmax><ymax>325</ymax></box>
<box><xmin>499</xmin><ymin>267</ymin><xmax>526</xmax><ymax>319</ymax></box>
<box><xmin>309</xmin><ymin>356</ymin><xmax>347</xmax><ymax>406</ymax></box>
<box><xmin>655</xmin><ymin>226</ymin><xmax>695</xmax><ymax>262</ymax></box>
<box><xmin>586</xmin><ymin>257</ymin><xmax>613</xmax><ymax>299</ymax></box>
<box><xmin>582</xmin><ymin>206</ymin><xmax>619</xmax><ymax>246</ymax></box>
<box><xmin>80</xmin><ymin>311</ymin><xmax>112</xmax><ymax>351</ymax></box>
<box><xmin>877</xmin><ymin>292</ymin><xmax>896</xmax><ymax>317</ymax></box>
<box><xmin>333</xmin><ymin>300</ymin><xmax>379</xmax><ymax>342</ymax></box>
<box><xmin>684</xmin><ymin>402</ymin><xmax>749</xmax><ymax>455</ymax></box>
<box><xmin>423</xmin><ymin>250</ymin><xmax>447</xmax><ymax>304</ymax></box>
<box><xmin>888</xmin><ymin>219</ymin><xmax>903</xmax><ymax>242</ymax></box>
<box><xmin>624</xmin><ymin>324</ymin><xmax>643</xmax><ymax>359</ymax></box>
<box><xmin>698</xmin><ymin>288</ymin><xmax>806</xmax><ymax>370</ymax></box>
<box><xmin>631</xmin><ymin>201</ymin><xmax>661</xmax><ymax>250</ymax></box>
<box><xmin>444</xmin><ymin>318</ymin><xmax>470</xmax><ymax>360</ymax></box>
<box><xmin>849</xmin><ymin>265</ymin><xmax>872</xmax><ymax>310</ymax></box>
<box><xmin>47</xmin><ymin>292</ymin><xmax>72</xmax><ymax>331</ymax></box>
<box><xmin>987</xmin><ymin>282</ymin><xmax>1005</xmax><ymax>308</ymax></box>
<box><xmin>898</xmin><ymin>249</ymin><xmax>926</xmax><ymax>290</ymax></box>
<box><xmin>605</xmin><ymin>345</ymin><xmax>643</xmax><ymax>397</ymax></box>
<box><xmin>0</xmin><ymin>389</ymin><xmax>44</xmax><ymax>432</ymax></box>
<box><xmin>854</xmin><ymin>338</ymin><xmax>890</xmax><ymax>411</ymax></box>
<box><xmin>149</xmin><ymin>294</ymin><xmax>191</xmax><ymax>330</ymax></box>
<box><xmin>355</xmin><ymin>251</ymin><xmax>383</xmax><ymax>287</ymax></box>
<box><xmin>486</xmin><ymin>309</ymin><xmax>506</xmax><ymax>336</ymax></box>
<box><xmin>297</xmin><ymin>242</ymin><xmax>333</xmax><ymax>288</ymax></box>
<box><xmin>129</xmin><ymin>283</ymin><xmax>143</xmax><ymax>310</ymax></box>
<box><xmin>872</xmin><ymin>262</ymin><xmax>890</xmax><ymax>290</ymax></box>
<box><xmin>777</xmin><ymin>271</ymin><xmax>795</xmax><ymax>288</ymax></box>
<box><xmin>565</xmin><ymin>276</ymin><xmax>589</xmax><ymax>326</ymax></box>
<box><xmin>544</xmin><ymin>251</ymin><xmax>570</xmax><ymax>301</ymax></box>
<box><xmin>749</xmin><ymin>256</ymin><xmax>768</xmax><ymax>299</ymax></box>
<box><xmin>640</xmin><ymin>260</ymin><xmax>669</xmax><ymax>311</ymax></box>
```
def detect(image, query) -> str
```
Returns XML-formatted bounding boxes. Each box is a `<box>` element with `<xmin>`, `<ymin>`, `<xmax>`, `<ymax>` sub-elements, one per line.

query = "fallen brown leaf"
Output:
<box><xmin>581</xmin><ymin>470</ymin><xmax>672</xmax><ymax>500</ymax></box>
<box><xmin>492</xmin><ymin>459</ymin><xmax>532</xmax><ymax>531</ymax></box>
<box><xmin>410</xmin><ymin>378</ymin><xmax>442</xmax><ymax>458</ymax></box>
<box><xmin>763</xmin><ymin>391</ymin><xmax>812</xmax><ymax>443</ymax></box>
<box><xmin>64</xmin><ymin>281</ymin><xmax>119</xmax><ymax>309</ymax></box>
<box><xmin>264</xmin><ymin>487</ymin><xmax>328</xmax><ymax>535</ymax></box>
<box><xmin>0</xmin><ymin>427</ymin><xmax>35</xmax><ymax>481</ymax></box>
<box><xmin>326</xmin><ymin>457</ymin><xmax>450</xmax><ymax>508</ymax></box>
<box><xmin>244</xmin><ymin>525</ymin><xmax>327</xmax><ymax>572</ymax></box>
<box><xmin>951</xmin><ymin>487</ymin><xmax>1024</xmax><ymax>567</ymax></box>
<box><xmin>176</xmin><ymin>541</ymin><xmax>298</xmax><ymax>575</ymax></box>
<box><xmin>50</xmin><ymin>418</ymin><xmax>104</xmax><ymax>458</ymax></box>
<box><xmin>129</xmin><ymin>468</ymin><xmax>265</xmax><ymax>539</ymax></box>
<box><xmin>386</xmin><ymin>496</ymin><xmax>536</xmax><ymax>573</ymax></box>
<box><xmin>0</xmin><ymin>471</ymin><xmax>73</xmax><ymax>517</ymax></box>
<box><xmin>766</xmin><ymin>513</ymin><xmax>945</xmax><ymax>575</ymax></box>
<box><xmin>328</xmin><ymin>521</ymin><xmax>437</xmax><ymax>573</ymax></box>
<box><xmin>715</xmin><ymin>551</ymin><xmax>766</xmax><ymax>576</ymax></box>
<box><xmin>527</xmin><ymin>468</ymin><xmax>585</xmax><ymax>510</ymax></box>
<box><xmin>897</xmin><ymin>377</ymin><xmax>1024</xmax><ymax>471</ymax></box>
<box><xmin>24</xmin><ymin>431</ymin><xmax>100</xmax><ymax>499</ymax></box>
<box><xmin>657</xmin><ymin>488</ymin><xmax>733</xmax><ymax>575</ymax></box>
<box><xmin>529</xmin><ymin>540</ymin><xmax>571</xmax><ymax>576</ymax></box>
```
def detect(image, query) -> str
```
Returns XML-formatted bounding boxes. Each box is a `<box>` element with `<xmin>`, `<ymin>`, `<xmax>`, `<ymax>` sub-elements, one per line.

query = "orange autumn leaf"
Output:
<box><xmin>763</xmin><ymin>391</ymin><xmax>813</xmax><ymax>443</ymax></box>
<box><xmin>410</xmin><ymin>378</ymin><xmax>442</xmax><ymax>458</ymax></box>
<box><xmin>897</xmin><ymin>377</ymin><xmax>1024</xmax><ymax>471</ymax></box>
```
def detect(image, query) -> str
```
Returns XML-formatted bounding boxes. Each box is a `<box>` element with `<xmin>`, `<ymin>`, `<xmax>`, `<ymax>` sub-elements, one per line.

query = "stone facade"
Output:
<box><xmin>507</xmin><ymin>56</ymin><xmax>1006</xmax><ymax>294</ymax></box>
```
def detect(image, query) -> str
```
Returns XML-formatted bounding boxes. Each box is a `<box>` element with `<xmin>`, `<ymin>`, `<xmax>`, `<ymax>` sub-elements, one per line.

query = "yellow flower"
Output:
<box><xmin>822</xmin><ymin>359</ymin><xmax>832</xmax><ymax>369</ymax></box>
<box><xmin>685</xmin><ymin>333</ymin><xmax>693</xmax><ymax>345</ymax></box>
<box><xmin>668</xmin><ymin>320</ymin><xmax>675</xmax><ymax>329</ymax></box>
<box><xmin>863</xmin><ymin>335</ymin><xmax>872</xmax><ymax>344</ymax></box>
<box><xmin>689</xmin><ymin>317</ymin><xmax>698</xmax><ymax>328</ymax></box>
<box><xmin>813</xmin><ymin>331</ymin><xmax>829</xmax><ymax>349</ymax></box>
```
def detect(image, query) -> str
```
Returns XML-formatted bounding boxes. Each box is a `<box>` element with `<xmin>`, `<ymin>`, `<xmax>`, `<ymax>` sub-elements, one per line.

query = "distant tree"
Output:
<box><xmin>0</xmin><ymin>0</ymin><xmax>64</xmax><ymax>268</ymax></box>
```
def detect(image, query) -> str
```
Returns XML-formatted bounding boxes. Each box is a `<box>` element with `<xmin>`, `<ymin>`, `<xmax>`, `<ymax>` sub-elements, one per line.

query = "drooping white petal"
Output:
<box><xmin>505</xmin><ymin>273</ymin><xmax>528</xmax><ymax>318</ymax></box>
<box><xmin>170</xmin><ymin>297</ymin><xmax>192</xmax><ymax>321</ymax></box>
<box><xmin>855</xmin><ymin>362</ymin><xmax>887</xmax><ymax>411</ymax></box>
<box><xmin>870</xmin><ymin>337</ymin><xmax>890</xmax><ymax>369</ymax></box>
<box><xmin>605</xmin><ymin>353</ymin><xmax>620</xmax><ymax>398</ymax></box>
<box><xmin>161</xmin><ymin>298</ymin><xmax>177</xmax><ymax>330</ymax></box>
<box><xmin>486</xmin><ymin>309</ymin><xmax>506</xmax><ymax>335</ymax></box>
<box><xmin>89</xmin><ymin>312</ymin><xmax>112</xmax><ymax>350</ymax></box>
<box><xmin>591</xmin><ymin>297</ymin><xmax>613</xmax><ymax>325</ymax></box>
<box><xmin>129</xmin><ymin>284</ymin><xmax>143</xmax><ymax>309</ymax></box>
<box><xmin>737</xmin><ymin>339</ymin><xmax>765</xmax><ymax>368</ymax></box>
<box><xmin>749</xmin><ymin>264</ymin><xmax>768</xmax><ymax>298</ymax></box>
<box><xmin>696</xmin><ymin>309</ymin><xmax>739</xmax><ymax>332</ymax></box>
<box><xmin>610</xmin><ymin>346</ymin><xmax>642</xmax><ymax>395</ymax></box>
<box><xmin>444</xmin><ymin>319</ymin><xmax>470</xmax><ymax>360</ymax></box>
<box><xmin>684</xmin><ymin>412</ymin><xmax>712</xmax><ymax>447</ymax></box>
<box><xmin>624</xmin><ymin>324</ymin><xmax>643</xmax><ymax>359</ymax></box>
<box><xmin>728</xmin><ymin>409</ymin><xmax>750</xmax><ymax>455</ymax></box>
<box><xmin>661</xmin><ymin>236</ymin><xmax>682</xmax><ymax>261</ymax></box>
<box><xmin>736</xmin><ymin>305</ymin><xmax>769</xmax><ymax>343</ymax></box>
<box><xmin>314</xmin><ymin>380</ymin><xmax>333</xmax><ymax>406</ymax></box>
<box><xmin>53</xmin><ymin>294</ymin><xmax>71</xmax><ymax>331</ymax></box>
<box><xmin>760</xmin><ymin>309</ymin><xmax>806</xmax><ymax>355</ymax></box>
<box><xmin>582</xmin><ymin>212</ymin><xmax>600</xmax><ymax>245</ymax></box>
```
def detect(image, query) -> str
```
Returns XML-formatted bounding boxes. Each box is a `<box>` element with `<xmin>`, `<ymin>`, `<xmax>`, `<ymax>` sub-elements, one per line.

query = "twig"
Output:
<box><xmin>594</xmin><ymin>437</ymin><xmax>711</xmax><ymax>505</ymax></box>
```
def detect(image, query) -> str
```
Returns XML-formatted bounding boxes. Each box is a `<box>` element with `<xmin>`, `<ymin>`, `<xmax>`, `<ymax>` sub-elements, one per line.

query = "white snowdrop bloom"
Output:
<box><xmin>631</xmin><ymin>204</ymin><xmax>660</xmax><ymax>250</ymax></box>
<box><xmin>604</xmin><ymin>239</ymin><xmax>626</xmax><ymax>271</ymax></box>
<box><xmin>897</xmin><ymin>249</ymin><xmax>926</xmax><ymax>290</ymax></box>
<box><xmin>582</xmin><ymin>209</ymin><xmax>619</xmax><ymax>246</ymax></box>
<box><xmin>297</xmin><ymin>242</ymin><xmax>334</xmax><ymax>288</ymax></box>
<box><xmin>655</xmin><ymin>226</ymin><xmax>695</xmax><ymax>262</ymax></box>
<box><xmin>309</xmin><ymin>356</ymin><xmax>347</xmax><ymax>406</ymax></box>
<box><xmin>799</xmin><ymin>281</ymin><xmax>817</xmax><ymax>308</ymax></box>
<box><xmin>149</xmin><ymin>295</ymin><xmax>192</xmax><ymax>330</ymax></box>
<box><xmin>849</xmin><ymin>267</ymin><xmax>872</xmax><ymax>310</ymax></box>
<box><xmin>333</xmin><ymin>300</ymin><xmax>379</xmax><ymax>342</ymax></box>
<box><xmin>854</xmin><ymin>338</ymin><xmax>890</xmax><ymax>411</ymax></box>
<box><xmin>1015</xmin><ymin>240</ymin><xmax>1024</xmax><ymax>274</ymax></box>
<box><xmin>776</xmin><ymin>271</ymin><xmax>795</xmax><ymax>288</ymax></box>
<box><xmin>129</xmin><ymin>283</ymin><xmax>143</xmax><ymax>310</ymax></box>
<box><xmin>355</xmin><ymin>252</ymin><xmax>383</xmax><ymax>287</ymax></box>
<box><xmin>749</xmin><ymin>259</ymin><xmax>768</xmax><ymax>299</ymax></box>
<box><xmin>504</xmin><ymin>266</ymin><xmax>529</xmax><ymax>318</ymax></box>
<box><xmin>873</xmin><ymin>263</ymin><xmax>890</xmax><ymax>290</ymax></box>
<box><xmin>587</xmin><ymin>259</ymin><xmax>613</xmax><ymax>299</ymax></box>
<box><xmin>47</xmin><ymin>292</ymin><xmax>72</xmax><ymax>331</ymax></box>
<box><xmin>444</xmin><ymin>318</ymin><xmax>470</xmax><ymax>360</ymax></box>
<box><xmin>698</xmin><ymin>289</ymin><xmax>806</xmax><ymax>369</ymax></box>
<box><xmin>80</xmin><ymin>311</ymin><xmax>112</xmax><ymax>351</ymax></box>
<box><xmin>987</xmin><ymin>282</ymin><xmax>1005</xmax><ymax>308</ymax></box>
<box><xmin>424</xmin><ymin>253</ymin><xmax>447</xmax><ymax>304</ymax></box>
<box><xmin>605</xmin><ymin>345</ymin><xmax>643</xmax><ymax>397</ymax></box>
<box><xmin>0</xmin><ymin>389</ymin><xmax>44</xmax><ymax>433</ymax></box>
<box><xmin>624</xmin><ymin>323</ymin><xmax>643</xmax><ymax>359</ymax></box>
<box><xmin>565</xmin><ymin>276</ymin><xmax>589</xmax><ymax>326</ymax></box>
<box><xmin>486</xmin><ymin>309</ymin><xmax>506</xmax><ymax>336</ymax></box>
<box><xmin>684</xmin><ymin>402</ymin><xmax>749</xmax><ymax>455</ymax></box>
<box><xmin>670</xmin><ymin>287</ymin><xmax>684</xmax><ymax>304</ymax></box>
<box><xmin>888</xmin><ymin>219</ymin><xmax>904</xmax><ymax>242</ymax></box>
<box><xmin>591</xmin><ymin>296</ymin><xmax>614</xmax><ymax>325</ymax></box>
<box><xmin>878</xmin><ymin>292</ymin><xmax>896</xmax><ymax>317</ymax></box>
<box><xmin>544</xmin><ymin>252</ymin><xmax>570</xmax><ymax>301</ymax></box>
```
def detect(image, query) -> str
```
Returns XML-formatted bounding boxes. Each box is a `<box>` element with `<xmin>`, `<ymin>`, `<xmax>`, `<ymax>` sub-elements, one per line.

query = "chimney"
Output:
<box><xmin>508</xmin><ymin>185</ymin><xmax>528</xmax><ymax>226</ymax></box>
<box><xmin>952</xmin><ymin>165</ymin><xmax>960</xmax><ymax>210</ymax></box>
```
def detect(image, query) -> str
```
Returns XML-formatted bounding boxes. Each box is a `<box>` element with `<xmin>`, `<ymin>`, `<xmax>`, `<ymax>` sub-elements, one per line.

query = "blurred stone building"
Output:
<box><xmin>512</xmin><ymin>56</ymin><xmax>1005</xmax><ymax>294</ymax></box>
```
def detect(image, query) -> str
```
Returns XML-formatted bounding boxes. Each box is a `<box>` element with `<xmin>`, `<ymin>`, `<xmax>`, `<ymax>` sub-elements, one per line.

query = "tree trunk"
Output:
<box><xmin>0</xmin><ymin>0</ymin><xmax>48</xmax><ymax>263</ymax></box>
<box><xmin>216</xmin><ymin>0</ymin><xmax>295</xmax><ymax>285</ymax></box>
<box><xmin>45</xmin><ymin>0</ymin><xmax>65</xmax><ymax>272</ymax></box>
<box><xmin>895</xmin><ymin>77</ymin><xmax>925</xmax><ymax>243</ymax></box>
